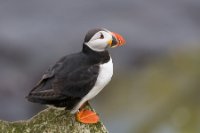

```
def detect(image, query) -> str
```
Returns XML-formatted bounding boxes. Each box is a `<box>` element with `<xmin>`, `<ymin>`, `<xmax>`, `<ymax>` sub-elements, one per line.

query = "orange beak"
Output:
<box><xmin>110</xmin><ymin>32</ymin><xmax>126</xmax><ymax>47</ymax></box>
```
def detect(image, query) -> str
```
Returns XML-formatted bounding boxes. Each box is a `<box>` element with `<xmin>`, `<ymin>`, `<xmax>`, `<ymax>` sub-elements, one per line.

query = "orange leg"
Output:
<box><xmin>75</xmin><ymin>101</ymin><xmax>99</xmax><ymax>124</ymax></box>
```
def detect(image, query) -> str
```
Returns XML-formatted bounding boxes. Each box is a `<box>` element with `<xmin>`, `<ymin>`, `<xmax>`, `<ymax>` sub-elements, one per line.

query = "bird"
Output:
<box><xmin>26</xmin><ymin>28</ymin><xmax>125</xmax><ymax>124</ymax></box>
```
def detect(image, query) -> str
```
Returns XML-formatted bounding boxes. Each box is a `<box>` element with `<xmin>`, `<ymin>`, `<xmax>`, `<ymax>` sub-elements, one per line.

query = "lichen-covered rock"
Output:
<box><xmin>0</xmin><ymin>105</ymin><xmax>108</xmax><ymax>133</ymax></box>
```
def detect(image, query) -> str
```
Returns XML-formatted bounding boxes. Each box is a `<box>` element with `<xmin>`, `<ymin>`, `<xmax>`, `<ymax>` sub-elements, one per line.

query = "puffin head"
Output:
<box><xmin>84</xmin><ymin>28</ymin><xmax>125</xmax><ymax>52</ymax></box>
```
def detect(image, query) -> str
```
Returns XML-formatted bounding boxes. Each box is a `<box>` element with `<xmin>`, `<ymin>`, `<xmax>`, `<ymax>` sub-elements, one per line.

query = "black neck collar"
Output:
<box><xmin>82</xmin><ymin>44</ymin><xmax>110</xmax><ymax>63</ymax></box>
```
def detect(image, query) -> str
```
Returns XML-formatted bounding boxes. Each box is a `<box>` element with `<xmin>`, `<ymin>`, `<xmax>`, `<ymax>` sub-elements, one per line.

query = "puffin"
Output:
<box><xmin>26</xmin><ymin>28</ymin><xmax>125</xmax><ymax>124</ymax></box>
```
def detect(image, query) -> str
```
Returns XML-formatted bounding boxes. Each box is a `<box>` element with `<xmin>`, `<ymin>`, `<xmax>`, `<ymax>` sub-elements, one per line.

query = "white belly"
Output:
<box><xmin>85</xmin><ymin>58</ymin><xmax>113</xmax><ymax>100</ymax></box>
<box><xmin>71</xmin><ymin>58</ymin><xmax>113</xmax><ymax>114</ymax></box>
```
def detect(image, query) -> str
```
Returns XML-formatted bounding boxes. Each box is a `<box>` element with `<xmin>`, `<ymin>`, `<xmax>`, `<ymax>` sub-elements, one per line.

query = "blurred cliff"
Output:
<box><xmin>0</xmin><ymin>0</ymin><xmax>200</xmax><ymax>133</ymax></box>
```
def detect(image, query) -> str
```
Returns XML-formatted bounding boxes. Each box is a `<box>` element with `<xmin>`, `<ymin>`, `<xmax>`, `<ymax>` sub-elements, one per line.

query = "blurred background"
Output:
<box><xmin>0</xmin><ymin>0</ymin><xmax>200</xmax><ymax>133</ymax></box>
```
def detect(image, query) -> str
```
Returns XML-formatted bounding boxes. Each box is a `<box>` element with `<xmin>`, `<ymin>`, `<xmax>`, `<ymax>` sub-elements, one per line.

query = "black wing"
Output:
<box><xmin>26</xmin><ymin>54</ymin><xmax>99</xmax><ymax>107</ymax></box>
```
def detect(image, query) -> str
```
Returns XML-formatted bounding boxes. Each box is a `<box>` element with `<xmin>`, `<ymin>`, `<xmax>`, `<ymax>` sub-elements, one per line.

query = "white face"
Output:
<box><xmin>85</xmin><ymin>31</ymin><xmax>112</xmax><ymax>52</ymax></box>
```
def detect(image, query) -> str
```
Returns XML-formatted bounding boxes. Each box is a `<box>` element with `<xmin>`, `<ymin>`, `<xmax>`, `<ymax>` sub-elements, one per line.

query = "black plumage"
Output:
<box><xmin>27</xmin><ymin>45</ymin><xmax>110</xmax><ymax>110</ymax></box>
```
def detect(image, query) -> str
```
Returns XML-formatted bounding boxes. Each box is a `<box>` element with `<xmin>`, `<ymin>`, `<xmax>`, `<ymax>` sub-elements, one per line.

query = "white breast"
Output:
<box><xmin>71</xmin><ymin>57</ymin><xmax>113</xmax><ymax>114</ymax></box>
<box><xmin>86</xmin><ymin>57</ymin><xmax>113</xmax><ymax>100</ymax></box>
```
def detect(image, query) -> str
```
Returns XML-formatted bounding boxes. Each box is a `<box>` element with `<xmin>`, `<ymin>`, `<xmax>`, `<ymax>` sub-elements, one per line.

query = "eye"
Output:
<box><xmin>99</xmin><ymin>33</ymin><xmax>104</xmax><ymax>39</ymax></box>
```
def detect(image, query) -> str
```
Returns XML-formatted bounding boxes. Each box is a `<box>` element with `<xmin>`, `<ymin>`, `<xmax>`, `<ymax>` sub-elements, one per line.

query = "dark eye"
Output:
<box><xmin>100</xmin><ymin>33</ymin><xmax>104</xmax><ymax>39</ymax></box>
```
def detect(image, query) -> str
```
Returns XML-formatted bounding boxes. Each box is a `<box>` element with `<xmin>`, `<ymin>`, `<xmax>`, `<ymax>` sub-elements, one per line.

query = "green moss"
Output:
<box><xmin>0</xmin><ymin>105</ymin><xmax>108</xmax><ymax>133</ymax></box>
